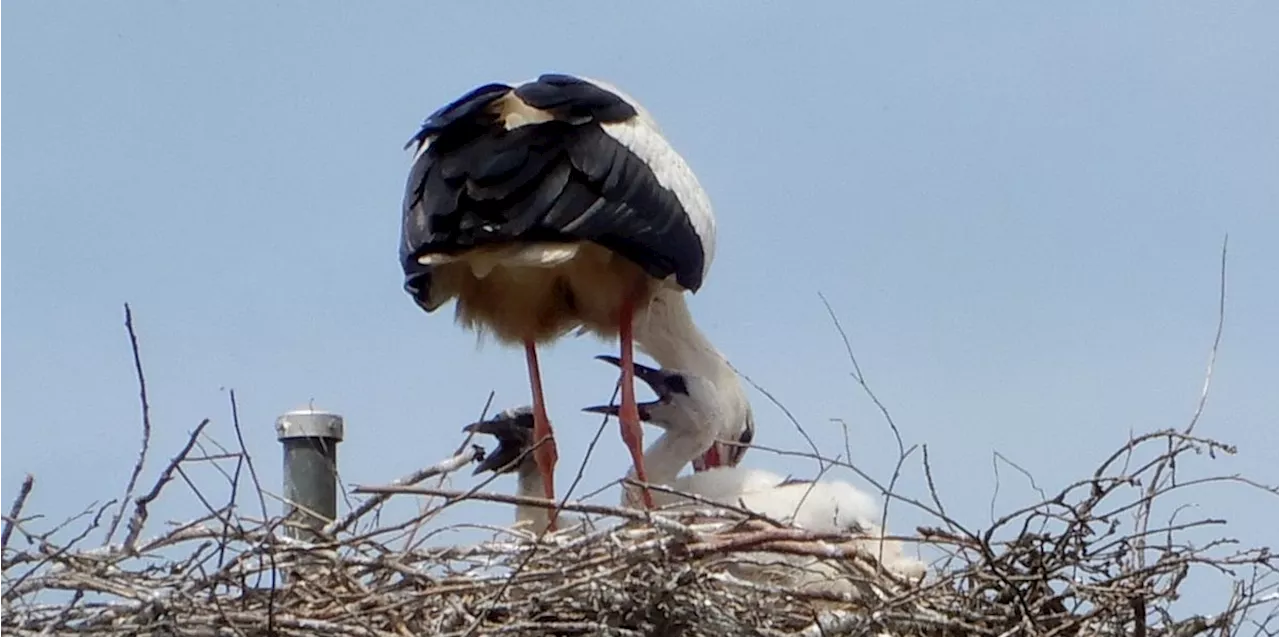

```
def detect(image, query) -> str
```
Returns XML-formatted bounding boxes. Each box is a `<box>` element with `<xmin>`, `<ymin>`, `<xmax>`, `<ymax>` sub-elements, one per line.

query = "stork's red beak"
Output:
<box><xmin>695</xmin><ymin>447</ymin><xmax>722</xmax><ymax>470</ymax></box>
<box><xmin>693</xmin><ymin>419</ymin><xmax>753</xmax><ymax>471</ymax></box>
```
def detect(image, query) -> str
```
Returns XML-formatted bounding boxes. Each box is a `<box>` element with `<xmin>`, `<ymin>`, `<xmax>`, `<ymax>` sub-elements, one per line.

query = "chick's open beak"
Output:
<box><xmin>462</xmin><ymin>409</ymin><xmax>535</xmax><ymax>475</ymax></box>
<box><xmin>581</xmin><ymin>355</ymin><xmax>668</xmax><ymax>420</ymax></box>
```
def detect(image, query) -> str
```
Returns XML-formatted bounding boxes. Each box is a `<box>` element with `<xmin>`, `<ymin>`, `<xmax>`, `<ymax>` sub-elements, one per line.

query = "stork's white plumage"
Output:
<box><xmin>400</xmin><ymin>73</ymin><xmax>725</xmax><ymax>524</ymax></box>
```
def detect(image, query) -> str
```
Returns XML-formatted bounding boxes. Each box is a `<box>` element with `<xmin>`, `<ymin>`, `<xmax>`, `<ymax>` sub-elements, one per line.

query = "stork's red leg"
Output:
<box><xmin>524</xmin><ymin>340</ymin><xmax>559</xmax><ymax>530</ymax></box>
<box><xmin>617</xmin><ymin>298</ymin><xmax>657</xmax><ymax>510</ymax></box>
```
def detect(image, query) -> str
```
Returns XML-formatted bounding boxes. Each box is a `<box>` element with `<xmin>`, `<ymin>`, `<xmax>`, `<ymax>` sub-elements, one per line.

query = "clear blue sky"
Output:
<box><xmin>4</xmin><ymin>2</ymin><xmax>1276</xmax><ymax>614</ymax></box>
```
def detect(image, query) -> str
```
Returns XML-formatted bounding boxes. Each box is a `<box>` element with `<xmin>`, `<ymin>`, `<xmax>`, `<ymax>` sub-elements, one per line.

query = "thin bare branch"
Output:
<box><xmin>121</xmin><ymin>419</ymin><xmax>211</xmax><ymax>551</ymax></box>
<box><xmin>1</xmin><ymin>475</ymin><xmax>34</xmax><ymax>551</ymax></box>
<box><xmin>102</xmin><ymin>303</ymin><xmax>154</xmax><ymax>546</ymax></box>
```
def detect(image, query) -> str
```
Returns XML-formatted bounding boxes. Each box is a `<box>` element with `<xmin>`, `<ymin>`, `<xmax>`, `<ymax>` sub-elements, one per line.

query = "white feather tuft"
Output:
<box><xmin>417</xmin><ymin>243</ymin><xmax>581</xmax><ymax>279</ymax></box>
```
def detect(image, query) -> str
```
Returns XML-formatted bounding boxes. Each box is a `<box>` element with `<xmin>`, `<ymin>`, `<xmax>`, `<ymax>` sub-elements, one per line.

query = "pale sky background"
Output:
<box><xmin>4</xmin><ymin>2</ymin><xmax>1277</xmax><ymax>617</ymax></box>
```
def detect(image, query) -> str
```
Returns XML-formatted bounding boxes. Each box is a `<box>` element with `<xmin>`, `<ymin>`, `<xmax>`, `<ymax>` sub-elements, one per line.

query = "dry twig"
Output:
<box><xmin>102</xmin><ymin>303</ymin><xmax>154</xmax><ymax>547</ymax></box>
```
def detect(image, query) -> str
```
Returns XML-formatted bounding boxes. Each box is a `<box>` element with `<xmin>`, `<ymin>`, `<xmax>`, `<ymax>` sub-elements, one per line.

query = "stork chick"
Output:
<box><xmin>463</xmin><ymin>407</ymin><xmax>577</xmax><ymax>535</ymax></box>
<box><xmin>583</xmin><ymin>360</ymin><xmax>927</xmax><ymax>583</ymax></box>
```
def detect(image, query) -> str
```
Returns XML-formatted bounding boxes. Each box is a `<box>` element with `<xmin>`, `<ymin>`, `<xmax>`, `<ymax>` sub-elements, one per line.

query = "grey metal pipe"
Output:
<box><xmin>275</xmin><ymin>408</ymin><xmax>344</xmax><ymax>542</ymax></box>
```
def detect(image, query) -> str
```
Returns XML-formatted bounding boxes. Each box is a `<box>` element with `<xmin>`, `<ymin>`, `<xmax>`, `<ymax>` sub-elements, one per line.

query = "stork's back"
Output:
<box><xmin>399</xmin><ymin>74</ymin><xmax>712</xmax><ymax>344</ymax></box>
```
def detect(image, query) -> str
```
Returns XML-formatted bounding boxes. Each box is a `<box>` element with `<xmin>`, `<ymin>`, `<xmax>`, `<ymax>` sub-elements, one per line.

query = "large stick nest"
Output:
<box><xmin>2</xmin><ymin>421</ymin><xmax>1275</xmax><ymax>637</ymax></box>
<box><xmin>4</xmin><ymin>282</ymin><xmax>1276</xmax><ymax>636</ymax></box>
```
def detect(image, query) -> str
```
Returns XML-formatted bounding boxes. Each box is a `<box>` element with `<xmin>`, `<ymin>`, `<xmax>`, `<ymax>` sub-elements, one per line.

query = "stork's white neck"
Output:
<box><xmin>637</xmin><ymin>288</ymin><xmax>749</xmax><ymax>393</ymax></box>
<box><xmin>622</xmin><ymin>413</ymin><xmax>719</xmax><ymax>508</ymax></box>
<box><xmin>514</xmin><ymin>464</ymin><xmax>554</xmax><ymax>534</ymax></box>
<box><xmin>634</xmin><ymin>423</ymin><xmax>716</xmax><ymax>487</ymax></box>
<box><xmin>634</xmin><ymin>288</ymin><xmax>731</xmax><ymax>383</ymax></box>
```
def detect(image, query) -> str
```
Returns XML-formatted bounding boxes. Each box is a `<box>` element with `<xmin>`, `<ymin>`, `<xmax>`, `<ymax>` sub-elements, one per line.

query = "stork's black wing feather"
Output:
<box><xmin>406</xmin><ymin>82</ymin><xmax>512</xmax><ymax>151</ymax></box>
<box><xmin>400</xmin><ymin>74</ymin><xmax>706</xmax><ymax>309</ymax></box>
<box><xmin>514</xmin><ymin>74</ymin><xmax>639</xmax><ymax>122</ymax></box>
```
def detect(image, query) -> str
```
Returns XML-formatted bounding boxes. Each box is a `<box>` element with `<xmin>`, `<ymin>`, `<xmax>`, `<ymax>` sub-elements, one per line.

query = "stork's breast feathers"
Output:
<box><xmin>400</xmin><ymin>74</ymin><xmax>715</xmax><ymax>309</ymax></box>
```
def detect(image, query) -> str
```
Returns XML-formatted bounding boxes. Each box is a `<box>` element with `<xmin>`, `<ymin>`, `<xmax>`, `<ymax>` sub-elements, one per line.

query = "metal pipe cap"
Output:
<box><xmin>276</xmin><ymin>408</ymin><xmax>345</xmax><ymax>442</ymax></box>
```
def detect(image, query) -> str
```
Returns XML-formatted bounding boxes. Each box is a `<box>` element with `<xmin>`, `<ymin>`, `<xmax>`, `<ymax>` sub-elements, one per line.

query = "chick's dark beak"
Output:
<box><xmin>470</xmin><ymin>444</ymin><xmax>527</xmax><ymax>475</ymax></box>
<box><xmin>462</xmin><ymin>409</ymin><xmax>535</xmax><ymax>475</ymax></box>
<box><xmin>582</xmin><ymin>355</ymin><xmax>669</xmax><ymax>420</ymax></box>
<box><xmin>582</xmin><ymin>402</ymin><xmax>654</xmax><ymax>422</ymax></box>
<box><xmin>592</xmin><ymin>355</ymin><xmax>669</xmax><ymax>391</ymax></box>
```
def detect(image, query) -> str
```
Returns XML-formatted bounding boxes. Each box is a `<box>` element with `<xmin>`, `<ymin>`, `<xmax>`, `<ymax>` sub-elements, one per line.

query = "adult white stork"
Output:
<box><xmin>400</xmin><ymin>73</ymin><xmax>719</xmax><ymax>516</ymax></box>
